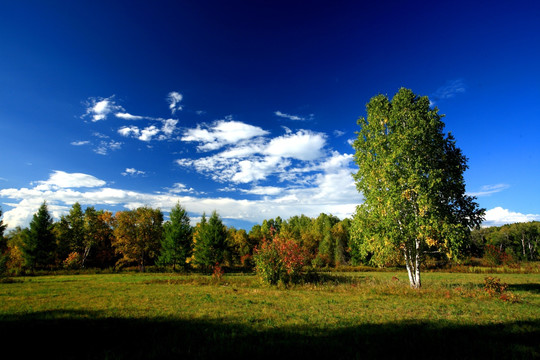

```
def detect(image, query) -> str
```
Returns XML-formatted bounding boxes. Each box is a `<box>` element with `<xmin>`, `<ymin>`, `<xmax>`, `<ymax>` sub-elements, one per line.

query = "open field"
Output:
<box><xmin>1</xmin><ymin>271</ymin><xmax>539</xmax><ymax>359</ymax></box>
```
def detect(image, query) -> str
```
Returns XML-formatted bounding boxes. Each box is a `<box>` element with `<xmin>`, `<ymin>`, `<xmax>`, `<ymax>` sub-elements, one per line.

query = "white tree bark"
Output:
<box><xmin>404</xmin><ymin>239</ymin><xmax>421</xmax><ymax>289</ymax></box>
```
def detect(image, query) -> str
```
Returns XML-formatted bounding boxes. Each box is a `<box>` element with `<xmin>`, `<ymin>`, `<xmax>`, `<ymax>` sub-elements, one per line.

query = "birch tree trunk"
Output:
<box><xmin>404</xmin><ymin>239</ymin><xmax>421</xmax><ymax>289</ymax></box>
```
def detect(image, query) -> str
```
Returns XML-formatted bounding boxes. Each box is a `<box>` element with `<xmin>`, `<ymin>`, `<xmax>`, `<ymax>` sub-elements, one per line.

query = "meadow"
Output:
<box><xmin>1</xmin><ymin>271</ymin><xmax>539</xmax><ymax>359</ymax></box>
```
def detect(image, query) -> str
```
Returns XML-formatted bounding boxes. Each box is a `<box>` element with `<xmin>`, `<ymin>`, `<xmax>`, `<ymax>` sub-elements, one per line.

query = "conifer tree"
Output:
<box><xmin>193</xmin><ymin>211</ymin><xmax>227</xmax><ymax>269</ymax></box>
<box><xmin>22</xmin><ymin>202</ymin><xmax>56</xmax><ymax>269</ymax></box>
<box><xmin>158</xmin><ymin>203</ymin><xmax>192</xmax><ymax>269</ymax></box>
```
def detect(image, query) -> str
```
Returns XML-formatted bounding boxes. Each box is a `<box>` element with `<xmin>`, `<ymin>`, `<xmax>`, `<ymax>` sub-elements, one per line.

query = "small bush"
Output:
<box><xmin>254</xmin><ymin>234</ymin><xmax>309</xmax><ymax>285</ymax></box>
<box><xmin>63</xmin><ymin>252</ymin><xmax>82</xmax><ymax>270</ymax></box>
<box><xmin>212</xmin><ymin>263</ymin><xmax>224</xmax><ymax>281</ymax></box>
<box><xmin>483</xmin><ymin>276</ymin><xmax>521</xmax><ymax>303</ymax></box>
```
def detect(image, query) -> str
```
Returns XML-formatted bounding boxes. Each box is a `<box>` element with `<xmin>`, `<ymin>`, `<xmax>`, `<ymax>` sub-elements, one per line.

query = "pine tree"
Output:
<box><xmin>158</xmin><ymin>203</ymin><xmax>192</xmax><ymax>269</ymax></box>
<box><xmin>193</xmin><ymin>211</ymin><xmax>227</xmax><ymax>269</ymax></box>
<box><xmin>23</xmin><ymin>202</ymin><xmax>56</xmax><ymax>269</ymax></box>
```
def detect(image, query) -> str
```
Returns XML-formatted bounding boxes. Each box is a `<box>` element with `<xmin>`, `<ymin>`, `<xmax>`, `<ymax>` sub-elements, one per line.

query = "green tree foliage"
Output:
<box><xmin>113</xmin><ymin>207</ymin><xmax>163</xmax><ymax>271</ymax></box>
<box><xmin>0</xmin><ymin>208</ymin><xmax>8</xmax><ymax>275</ymax></box>
<box><xmin>53</xmin><ymin>202</ymin><xmax>85</xmax><ymax>264</ymax></box>
<box><xmin>193</xmin><ymin>211</ymin><xmax>227</xmax><ymax>269</ymax></box>
<box><xmin>470</xmin><ymin>221</ymin><xmax>540</xmax><ymax>261</ymax></box>
<box><xmin>351</xmin><ymin>88</ymin><xmax>484</xmax><ymax>288</ymax></box>
<box><xmin>22</xmin><ymin>202</ymin><xmax>56</xmax><ymax>269</ymax></box>
<box><xmin>226</xmin><ymin>227</ymin><xmax>256</xmax><ymax>267</ymax></box>
<box><xmin>158</xmin><ymin>203</ymin><xmax>193</xmax><ymax>269</ymax></box>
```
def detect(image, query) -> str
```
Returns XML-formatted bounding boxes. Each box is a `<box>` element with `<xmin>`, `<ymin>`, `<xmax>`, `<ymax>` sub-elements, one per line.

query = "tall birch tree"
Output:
<box><xmin>351</xmin><ymin>88</ymin><xmax>484</xmax><ymax>288</ymax></box>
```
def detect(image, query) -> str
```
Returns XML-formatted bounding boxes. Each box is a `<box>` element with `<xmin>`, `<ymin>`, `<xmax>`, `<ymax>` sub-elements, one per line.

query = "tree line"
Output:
<box><xmin>0</xmin><ymin>201</ymin><xmax>538</xmax><ymax>276</ymax></box>
<box><xmin>0</xmin><ymin>202</ymin><xmax>353</xmax><ymax>274</ymax></box>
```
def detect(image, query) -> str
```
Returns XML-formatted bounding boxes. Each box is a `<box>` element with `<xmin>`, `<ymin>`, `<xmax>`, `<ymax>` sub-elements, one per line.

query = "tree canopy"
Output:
<box><xmin>351</xmin><ymin>88</ymin><xmax>484</xmax><ymax>288</ymax></box>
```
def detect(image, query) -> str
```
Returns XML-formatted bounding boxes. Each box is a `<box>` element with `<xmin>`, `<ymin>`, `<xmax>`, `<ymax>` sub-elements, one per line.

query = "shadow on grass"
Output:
<box><xmin>508</xmin><ymin>283</ymin><xmax>540</xmax><ymax>294</ymax></box>
<box><xmin>1</xmin><ymin>310</ymin><xmax>539</xmax><ymax>359</ymax></box>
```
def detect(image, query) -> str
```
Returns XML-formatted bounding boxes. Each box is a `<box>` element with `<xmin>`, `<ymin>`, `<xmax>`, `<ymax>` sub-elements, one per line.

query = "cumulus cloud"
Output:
<box><xmin>118</xmin><ymin>126</ymin><xmax>141</xmax><ymax>137</ymax></box>
<box><xmin>34</xmin><ymin>170</ymin><xmax>106</xmax><ymax>190</ymax></box>
<box><xmin>177</xmin><ymin>125</ymin><xmax>328</xmax><ymax>184</ymax></box>
<box><xmin>167</xmin><ymin>91</ymin><xmax>183</xmax><ymax>114</ymax></box>
<box><xmin>0</xmin><ymin>167</ymin><xmax>362</xmax><ymax>229</ymax></box>
<box><xmin>82</xmin><ymin>96</ymin><xmax>124</xmax><ymax>122</ymax></box>
<box><xmin>139</xmin><ymin>126</ymin><xmax>160</xmax><ymax>142</ymax></box>
<box><xmin>264</xmin><ymin>130</ymin><xmax>326</xmax><ymax>161</ymax></box>
<box><xmin>483</xmin><ymin>207</ymin><xmax>540</xmax><ymax>227</ymax></box>
<box><xmin>118</xmin><ymin>119</ymin><xmax>178</xmax><ymax>142</ymax></box>
<box><xmin>167</xmin><ymin>183</ymin><xmax>195</xmax><ymax>194</ymax></box>
<box><xmin>181</xmin><ymin>119</ymin><xmax>269</xmax><ymax>151</ymax></box>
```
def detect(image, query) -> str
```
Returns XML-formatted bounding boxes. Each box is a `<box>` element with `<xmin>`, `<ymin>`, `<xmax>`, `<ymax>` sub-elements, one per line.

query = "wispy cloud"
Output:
<box><xmin>115</xmin><ymin>112</ymin><xmax>144</xmax><ymax>120</ymax></box>
<box><xmin>275</xmin><ymin>111</ymin><xmax>313</xmax><ymax>121</ymax></box>
<box><xmin>467</xmin><ymin>184</ymin><xmax>510</xmax><ymax>197</ymax></box>
<box><xmin>121</xmin><ymin>168</ymin><xmax>146</xmax><ymax>177</ymax></box>
<box><xmin>94</xmin><ymin>140</ymin><xmax>122</xmax><ymax>155</ymax></box>
<box><xmin>70</xmin><ymin>140</ymin><xmax>90</xmax><ymax>146</ymax></box>
<box><xmin>167</xmin><ymin>91</ymin><xmax>183</xmax><ymax>114</ymax></box>
<box><xmin>431</xmin><ymin>79</ymin><xmax>466</xmax><ymax>106</ymax></box>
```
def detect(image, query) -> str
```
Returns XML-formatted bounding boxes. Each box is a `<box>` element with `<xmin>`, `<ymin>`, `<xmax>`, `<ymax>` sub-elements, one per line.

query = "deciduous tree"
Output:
<box><xmin>113</xmin><ymin>207</ymin><xmax>163</xmax><ymax>271</ymax></box>
<box><xmin>351</xmin><ymin>88</ymin><xmax>484</xmax><ymax>288</ymax></box>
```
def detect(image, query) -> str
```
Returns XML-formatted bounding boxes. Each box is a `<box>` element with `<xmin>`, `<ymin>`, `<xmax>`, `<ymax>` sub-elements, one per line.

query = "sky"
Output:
<box><xmin>1</xmin><ymin>0</ymin><xmax>539</xmax><ymax>231</ymax></box>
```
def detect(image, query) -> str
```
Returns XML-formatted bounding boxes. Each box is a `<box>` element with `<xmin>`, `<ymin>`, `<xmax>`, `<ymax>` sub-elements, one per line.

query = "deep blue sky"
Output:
<box><xmin>1</xmin><ymin>0</ymin><xmax>539</xmax><ymax>229</ymax></box>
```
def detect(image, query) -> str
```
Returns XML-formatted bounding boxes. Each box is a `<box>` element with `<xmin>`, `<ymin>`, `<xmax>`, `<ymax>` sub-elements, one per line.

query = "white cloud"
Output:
<box><xmin>467</xmin><ymin>184</ymin><xmax>510</xmax><ymax>197</ymax></box>
<box><xmin>71</xmin><ymin>140</ymin><xmax>90</xmax><ymax>146</ymax></box>
<box><xmin>115</xmin><ymin>112</ymin><xmax>144</xmax><ymax>120</ymax></box>
<box><xmin>483</xmin><ymin>207</ymin><xmax>540</xmax><ymax>227</ymax></box>
<box><xmin>118</xmin><ymin>119</ymin><xmax>178</xmax><ymax>142</ymax></box>
<box><xmin>34</xmin><ymin>170</ymin><xmax>106</xmax><ymax>190</ymax></box>
<box><xmin>264</xmin><ymin>130</ymin><xmax>326</xmax><ymax>161</ymax></box>
<box><xmin>275</xmin><ymin>110</ymin><xmax>305</xmax><ymax>121</ymax></box>
<box><xmin>333</xmin><ymin>130</ymin><xmax>345</xmax><ymax>137</ymax></box>
<box><xmin>118</xmin><ymin>126</ymin><xmax>141</xmax><ymax>137</ymax></box>
<box><xmin>139</xmin><ymin>126</ymin><xmax>160</xmax><ymax>142</ymax></box>
<box><xmin>82</xmin><ymin>96</ymin><xmax>124</xmax><ymax>122</ymax></box>
<box><xmin>167</xmin><ymin>91</ymin><xmax>183</xmax><ymax>114</ymax></box>
<box><xmin>168</xmin><ymin>183</ymin><xmax>195</xmax><ymax>194</ymax></box>
<box><xmin>240</xmin><ymin>186</ymin><xmax>284</xmax><ymax>196</ymax></box>
<box><xmin>94</xmin><ymin>140</ymin><xmax>122</xmax><ymax>155</ymax></box>
<box><xmin>431</xmin><ymin>79</ymin><xmax>466</xmax><ymax>105</ymax></box>
<box><xmin>121</xmin><ymin>168</ymin><xmax>146</xmax><ymax>177</ymax></box>
<box><xmin>181</xmin><ymin>119</ymin><xmax>269</xmax><ymax>151</ymax></box>
<box><xmin>0</xmin><ymin>167</ymin><xmax>362</xmax><ymax>230</ymax></box>
<box><xmin>160</xmin><ymin>119</ymin><xmax>178</xmax><ymax>136</ymax></box>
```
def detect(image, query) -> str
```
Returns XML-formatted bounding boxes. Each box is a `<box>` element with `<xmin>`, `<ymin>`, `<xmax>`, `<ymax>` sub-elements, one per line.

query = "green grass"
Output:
<box><xmin>1</xmin><ymin>271</ymin><xmax>539</xmax><ymax>359</ymax></box>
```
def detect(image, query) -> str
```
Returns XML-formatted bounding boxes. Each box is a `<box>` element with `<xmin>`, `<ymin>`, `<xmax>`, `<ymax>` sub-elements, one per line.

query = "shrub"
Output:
<box><xmin>483</xmin><ymin>276</ymin><xmax>521</xmax><ymax>303</ymax></box>
<box><xmin>254</xmin><ymin>234</ymin><xmax>309</xmax><ymax>285</ymax></box>
<box><xmin>483</xmin><ymin>244</ymin><xmax>513</xmax><ymax>266</ymax></box>
<box><xmin>63</xmin><ymin>252</ymin><xmax>82</xmax><ymax>269</ymax></box>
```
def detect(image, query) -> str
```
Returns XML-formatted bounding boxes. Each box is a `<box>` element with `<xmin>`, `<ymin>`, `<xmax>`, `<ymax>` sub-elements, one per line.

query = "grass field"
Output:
<box><xmin>1</xmin><ymin>271</ymin><xmax>539</xmax><ymax>359</ymax></box>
